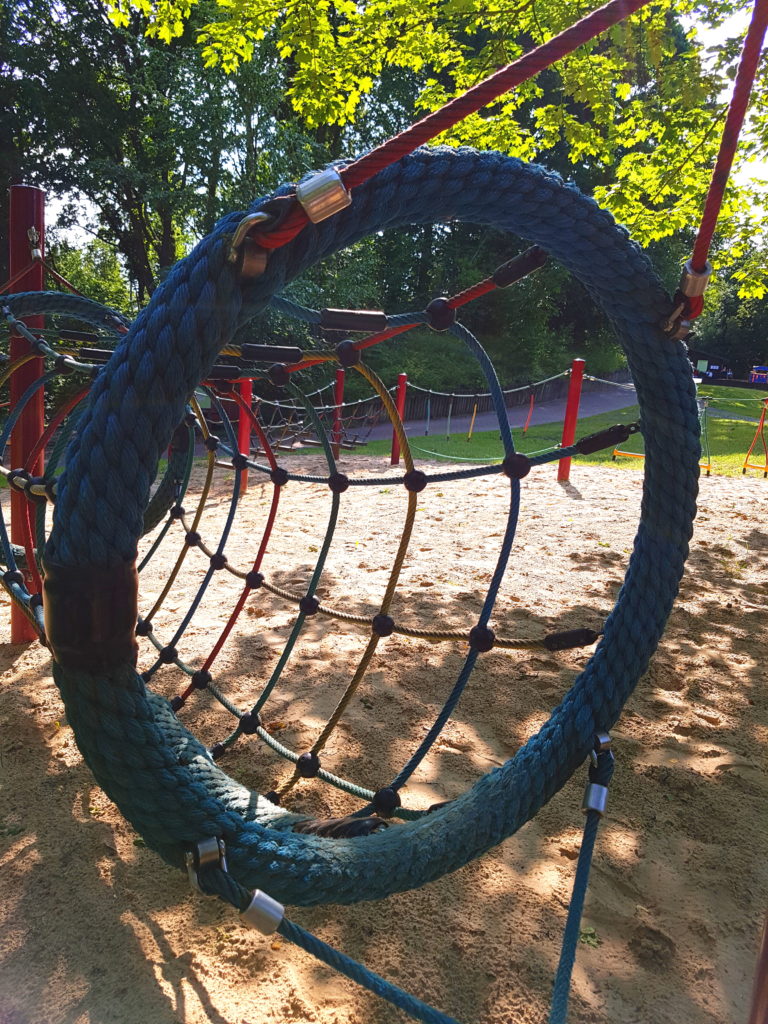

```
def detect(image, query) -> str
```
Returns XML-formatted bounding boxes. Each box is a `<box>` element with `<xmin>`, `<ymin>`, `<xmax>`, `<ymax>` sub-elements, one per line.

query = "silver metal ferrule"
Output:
<box><xmin>240</xmin><ymin>889</ymin><xmax>285</xmax><ymax>934</ymax></box>
<box><xmin>582</xmin><ymin>782</ymin><xmax>609</xmax><ymax>816</ymax></box>
<box><xmin>296</xmin><ymin>168</ymin><xmax>352</xmax><ymax>224</ymax></box>
<box><xmin>185</xmin><ymin>836</ymin><xmax>227</xmax><ymax>892</ymax></box>
<box><xmin>679</xmin><ymin>259</ymin><xmax>712</xmax><ymax>298</ymax></box>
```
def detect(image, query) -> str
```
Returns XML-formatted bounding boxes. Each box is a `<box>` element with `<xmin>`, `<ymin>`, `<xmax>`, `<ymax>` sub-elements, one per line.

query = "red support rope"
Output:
<box><xmin>691</xmin><ymin>0</ymin><xmax>768</xmax><ymax>274</ymax></box>
<box><xmin>254</xmin><ymin>0</ymin><xmax>654</xmax><ymax>253</ymax></box>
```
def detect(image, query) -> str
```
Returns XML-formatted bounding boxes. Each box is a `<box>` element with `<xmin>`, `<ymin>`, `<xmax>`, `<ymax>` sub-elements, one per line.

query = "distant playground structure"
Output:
<box><xmin>2</xmin><ymin>1</ymin><xmax>768</xmax><ymax>1022</ymax></box>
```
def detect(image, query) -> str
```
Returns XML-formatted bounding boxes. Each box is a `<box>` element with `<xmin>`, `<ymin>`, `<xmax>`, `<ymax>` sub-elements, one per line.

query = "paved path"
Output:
<box><xmin>365</xmin><ymin>384</ymin><xmax>638</xmax><ymax>441</ymax></box>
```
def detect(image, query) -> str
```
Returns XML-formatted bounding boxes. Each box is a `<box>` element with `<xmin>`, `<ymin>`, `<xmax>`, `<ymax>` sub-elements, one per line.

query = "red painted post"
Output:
<box><xmin>8</xmin><ymin>185</ymin><xmax>45</xmax><ymax>642</ymax></box>
<box><xmin>332</xmin><ymin>368</ymin><xmax>345</xmax><ymax>459</ymax></box>
<box><xmin>557</xmin><ymin>358</ymin><xmax>585</xmax><ymax>482</ymax></box>
<box><xmin>237</xmin><ymin>378</ymin><xmax>252</xmax><ymax>492</ymax></box>
<box><xmin>391</xmin><ymin>372</ymin><xmax>407</xmax><ymax>466</ymax></box>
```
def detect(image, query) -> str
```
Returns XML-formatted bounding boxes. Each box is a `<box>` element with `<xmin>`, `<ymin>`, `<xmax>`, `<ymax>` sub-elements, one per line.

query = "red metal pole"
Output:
<box><xmin>557</xmin><ymin>358</ymin><xmax>585</xmax><ymax>483</ymax></box>
<box><xmin>8</xmin><ymin>185</ymin><xmax>45</xmax><ymax>642</ymax></box>
<box><xmin>332</xmin><ymin>368</ymin><xmax>345</xmax><ymax>460</ymax></box>
<box><xmin>748</xmin><ymin>912</ymin><xmax>768</xmax><ymax>1024</ymax></box>
<box><xmin>391</xmin><ymin>372</ymin><xmax>407</xmax><ymax>466</ymax></box>
<box><xmin>237</xmin><ymin>378</ymin><xmax>252</xmax><ymax>492</ymax></box>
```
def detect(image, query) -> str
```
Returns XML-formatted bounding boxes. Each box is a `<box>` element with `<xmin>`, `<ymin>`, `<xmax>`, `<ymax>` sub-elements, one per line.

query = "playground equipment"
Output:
<box><xmin>3</xmin><ymin>0</ymin><xmax>768</xmax><ymax>1020</ymax></box>
<box><xmin>743</xmin><ymin>396</ymin><xmax>768</xmax><ymax>477</ymax></box>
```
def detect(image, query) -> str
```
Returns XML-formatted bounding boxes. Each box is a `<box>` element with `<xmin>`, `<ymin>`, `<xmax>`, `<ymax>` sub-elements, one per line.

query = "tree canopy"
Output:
<box><xmin>103</xmin><ymin>0</ymin><xmax>768</xmax><ymax>287</ymax></box>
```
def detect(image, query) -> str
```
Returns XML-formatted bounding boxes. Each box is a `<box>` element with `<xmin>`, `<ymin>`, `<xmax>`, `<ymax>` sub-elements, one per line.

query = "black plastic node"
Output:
<box><xmin>170</xmin><ymin>504</ymin><xmax>186</xmax><ymax>519</ymax></box>
<box><xmin>270</xmin><ymin>466</ymin><xmax>289</xmax><ymax>487</ymax></box>
<box><xmin>170</xmin><ymin>695</ymin><xmax>184</xmax><ymax>713</ymax></box>
<box><xmin>297</xmin><ymin>752</ymin><xmax>321</xmax><ymax>778</ymax></box>
<box><xmin>185</xmin><ymin>531</ymin><xmax>201</xmax><ymax>547</ymax></box>
<box><xmin>245</xmin><ymin>570</ymin><xmax>264</xmax><ymax>590</ymax></box>
<box><xmin>299</xmin><ymin>595</ymin><xmax>320</xmax><ymax>616</ymax></box>
<box><xmin>3</xmin><ymin>570</ymin><xmax>24</xmax><ymax>587</ymax></box>
<box><xmin>210</xmin><ymin>552</ymin><xmax>228</xmax><ymax>570</ymax></box>
<box><xmin>502</xmin><ymin>452</ymin><xmax>531</xmax><ymax>479</ymax></box>
<box><xmin>184</xmin><ymin>410</ymin><xmax>197</xmax><ymax>427</ymax></box>
<box><xmin>54</xmin><ymin>354</ymin><xmax>74</xmax><ymax>375</ymax></box>
<box><xmin>45</xmin><ymin>480</ymin><xmax>57</xmax><ymax>504</ymax></box>
<box><xmin>29</xmin><ymin>592</ymin><xmax>43</xmax><ymax>609</ymax></box>
<box><xmin>232</xmin><ymin>452</ymin><xmax>248</xmax><ymax>471</ymax></box>
<box><xmin>372</xmin><ymin>786</ymin><xmax>401</xmax><ymax>818</ymax></box>
<box><xmin>240</xmin><ymin>711</ymin><xmax>261</xmax><ymax>735</ymax></box>
<box><xmin>192</xmin><ymin>669</ymin><xmax>212</xmax><ymax>690</ymax></box>
<box><xmin>135</xmin><ymin>617</ymin><xmax>152</xmax><ymax>637</ymax></box>
<box><xmin>403</xmin><ymin>469</ymin><xmax>427</xmax><ymax>493</ymax></box>
<box><xmin>328</xmin><ymin>472</ymin><xmax>349</xmax><ymax>494</ymax></box>
<box><xmin>335</xmin><ymin>339</ymin><xmax>361</xmax><ymax>367</ymax></box>
<box><xmin>424</xmin><ymin>297</ymin><xmax>456</xmax><ymax>331</ymax></box>
<box><xmin>204</xmin><ymin>436</ymin><xmax>219</xmax><ymax>452</ymax></box>
<box><xmin>210</xmin><ymin>742</ymin><xmax>226</xmax><ymax>761</ymax></box>
<box><xmin>268</xmin><ymin>362</ymin><xmax>291</xmax><ymax>387</ymax></box>
<box><xmin>469</xmin><ymin>624</ymin><xmax>496</xmax><ymax>652</ymax></box>
<box><xmin>372</xmin><ymin>614</ymin><xmax>395</xmax><ymax>637</ymax></box>
<box><xmin>264</xmin><ymin>791</ymin><xmax>281</xmax><ymax>806</ymax></box>
<box><xmin>159</xmin><ymin>645</ymin><xmax>178</xmax><ymax>664</ymax></box>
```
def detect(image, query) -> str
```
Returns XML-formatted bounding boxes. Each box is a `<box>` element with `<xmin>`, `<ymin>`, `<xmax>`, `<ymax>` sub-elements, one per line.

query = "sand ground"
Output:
<box><xmin>1</xmin><ymin>457</ymin><xmax>766</xmax><ymax>1024</ymax></box>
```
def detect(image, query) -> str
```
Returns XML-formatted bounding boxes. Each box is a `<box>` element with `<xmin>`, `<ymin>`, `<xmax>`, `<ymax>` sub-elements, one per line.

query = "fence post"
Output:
<box><xmin>332</xmin><ymin>367</ymin><xmax>345</xmax><ymax>459</ymax></box>
<box><xmin>557</xmin><ymin>358</ymin><xmax>585</xmax><ymax>482</ymax></box>
<box><xmin>391</xmin><ymin>372</ymin><xmax>408</xmax><ymax>465</ymax></box>
<box><xmin>8</xmin><ymin>185</ymin><xmax>45</xmax><ymax>642</ymax></box>
<box><xmin>237</xmin><ymin>378</ymin><xmax>252</xmax><ymax>492</ymax></box>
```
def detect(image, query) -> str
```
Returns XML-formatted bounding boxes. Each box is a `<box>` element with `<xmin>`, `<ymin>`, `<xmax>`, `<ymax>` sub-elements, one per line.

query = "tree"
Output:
<box><xmin>103</xmin><ymin>0</ymin><xmax>768</xmax><ymax>272</ymax></box>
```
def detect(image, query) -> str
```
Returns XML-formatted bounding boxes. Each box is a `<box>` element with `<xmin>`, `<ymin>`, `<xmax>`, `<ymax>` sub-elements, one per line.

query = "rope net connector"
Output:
<box><xmin>583</xmin><ymin>733</ymin><xmax>613</xmax><ymax>816</ymax></box>
<box><xmin>679</xmin><ymin>259</ymin><xmax>713</xmax><ymax>298</ymax></box>
<box><xmin>240</xmin><ymin>890</ymin><xmax>286</xmax><ymax>934</ymax></box>
<box><xmin>296</xmin><ymin>167</ymin><xmax>352</xmax><ymax>224</ymax></box>
<box><xmin>28</xmin><ymin>227</ymin><xmax>42</xmax><ymax>262</ymax></box>
<box><xmin>228</xmin><ymin>211</ymin><xmax>271</xmax><ymax>278</ymax></box>
<box><xmin>185</xmin><ymin>836</ymin><xmax>228</xmax><ymax>893</ymax></box>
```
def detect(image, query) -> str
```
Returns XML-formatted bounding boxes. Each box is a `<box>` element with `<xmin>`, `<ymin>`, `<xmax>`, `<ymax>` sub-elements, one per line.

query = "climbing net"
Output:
<box><xmin>3</xmin><ymin>146</ymin><xmax>700</xmax><ymax>902</ymax></box>
<box><xmin>7</xmin><ymin>0</ymin><xmax>766</xmax><ymax>1011</ymax></box>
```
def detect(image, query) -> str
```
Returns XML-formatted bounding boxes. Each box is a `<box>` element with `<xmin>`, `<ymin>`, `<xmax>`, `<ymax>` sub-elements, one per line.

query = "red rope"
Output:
<box><xmin>254</xmin><ymin>0</ymin><xmax>653</xmax><ymax>253</ymax></box>
<box><xmin>200</xmin><ymin>395</ymin><xmax>281</xmax><ymax>675</ymax></box>
<box><xmin>691</xmin><ymin>0</ymin><xmax>768</xmax><ymax>273</ymax></box>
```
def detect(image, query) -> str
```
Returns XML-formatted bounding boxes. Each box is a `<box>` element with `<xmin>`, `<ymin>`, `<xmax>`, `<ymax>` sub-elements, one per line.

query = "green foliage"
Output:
<box><xmin>102</xmin><ymin>0</ymin><xmax>767</xmax><ymax>266</ymax></box>
<box><xmin>47</xmin><ymin>237</ymin><xmax>135</xmax><ymax>314</ymax></box>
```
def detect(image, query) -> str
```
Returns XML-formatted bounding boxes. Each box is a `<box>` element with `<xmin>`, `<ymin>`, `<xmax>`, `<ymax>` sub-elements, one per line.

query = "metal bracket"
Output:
<box><xmin>28</xmin><ymin>227</ymin><xmax>42</xmax><ymax>262</ymax></box>
<box><xmin>228</xmin><ymin>212</ymin><xmax>271</xmax><ymax>278</ymax></box>
<box><xmin>185</xmin><ymin>836</ymin><xmax>228</xmax><ymax>893</ymax></box>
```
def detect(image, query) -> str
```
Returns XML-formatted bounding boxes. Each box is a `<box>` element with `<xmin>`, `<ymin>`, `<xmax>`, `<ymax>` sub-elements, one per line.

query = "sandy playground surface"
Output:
<box><xmin>0</xmin><ymin>457</ymin><xmax>766</xmax><ymax>1024</ymax></box>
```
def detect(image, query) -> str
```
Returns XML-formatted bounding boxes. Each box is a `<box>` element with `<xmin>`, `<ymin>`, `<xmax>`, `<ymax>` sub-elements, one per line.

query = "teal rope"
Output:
<box><xmin>549</xmin><ymin>749</ymin><xmax>615</xmax><ymax>1024</ymax></box>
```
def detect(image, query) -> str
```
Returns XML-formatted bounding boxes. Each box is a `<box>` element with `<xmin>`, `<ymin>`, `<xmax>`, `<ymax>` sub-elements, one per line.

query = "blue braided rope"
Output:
<box><xmin>46</xmin><ymin>147</ymin><xmax>699</xmax><ymax>907</ymax></box>
<box><xmin>278</xmin><ymin>918</ymin><xmax>461</xmax><ymax>1024</ymax></box>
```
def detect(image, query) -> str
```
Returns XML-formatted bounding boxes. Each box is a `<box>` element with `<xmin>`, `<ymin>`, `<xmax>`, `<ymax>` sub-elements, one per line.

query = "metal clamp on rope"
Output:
<box><xmin>28</xmin><ymin>227</ymin><xmax>42</xmax><ymax>262</ymax></box>
<box><xmin>296</xmin><ymin>167</ymin><xmax>352</xmax><ymax>224</ymax></box>
<box><xmin>228</xmin><ymin>211</ymin><xmax>271</xmax><ymax>278</ymax></box>
<box><xmin>679</xmin><ymin>259</ymin><xmax>712</xmax><ymax>298</ymax></box>
<box><xmin>240</xmin><ymin>889</ymin><xmax>285</xmax><ymax>934</ymax></box>
<box><xmin>185</xmin><ymin>836</ymin><xmax>228</xmax><ymax>894</ymax></box>
<box><xmin>583</xmin><ymin>732</ymin><xmax>613</xmax><ymax>817</ymax></box>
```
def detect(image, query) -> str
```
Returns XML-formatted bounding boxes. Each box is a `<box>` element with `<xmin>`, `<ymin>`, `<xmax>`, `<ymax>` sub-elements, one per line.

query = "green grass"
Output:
<box><xmin>697</xmin><ymin>384</ymin><xmax>768</xmax><ymax>419</ymax></box>
<box><xmin>357</xmin><ymin>404</ymin><xmax>767</xmax><ymax>477</ymax></box>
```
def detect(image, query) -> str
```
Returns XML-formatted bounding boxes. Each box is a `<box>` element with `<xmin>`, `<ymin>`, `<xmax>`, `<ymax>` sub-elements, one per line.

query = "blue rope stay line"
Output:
<box><xmin>46</xmin><ymin>148</ymin><xmax>699</xmax><ymax>911</ymax></box>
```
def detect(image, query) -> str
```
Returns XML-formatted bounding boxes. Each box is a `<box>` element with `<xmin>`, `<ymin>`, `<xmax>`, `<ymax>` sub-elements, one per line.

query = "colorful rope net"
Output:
<box><xmin>2</xmin><ymin>145</ymin><xmax>701</xmax><ymax>907</ymax></box>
